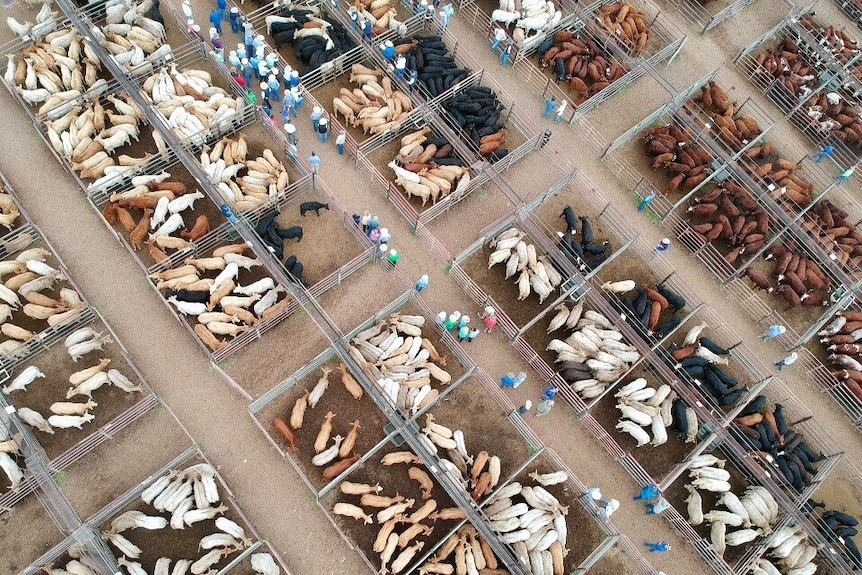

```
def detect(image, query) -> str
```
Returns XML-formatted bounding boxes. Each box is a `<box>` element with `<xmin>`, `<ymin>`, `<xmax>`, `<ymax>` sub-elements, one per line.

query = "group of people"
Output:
<box><xmin>353</xmin><ymin>212</ymin><xmax>400</xmax><ymax>268</ymax></box>
<box><xmin>436</xmin><ymin>311</ymin><xmax>481</xmax><ymax>343</ymax></box>
<box><xmin>541</xmin><ymin>96</ymin><xmax>568</xmax><ymax>125</ymax></box>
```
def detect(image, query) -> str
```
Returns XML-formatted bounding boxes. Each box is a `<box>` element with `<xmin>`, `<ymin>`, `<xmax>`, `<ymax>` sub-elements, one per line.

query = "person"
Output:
<box><xmin>776</xmin><ymin>351</ymin><xmax>798</xmax><ymax>371</ymax></box>
<box><xmin>416</xmin><ymin>275</ymin><xmax>429</xmax><ymax>292</ymax></box>
<box><xmin>241</xmin><ymin>58</ymin><xmax>253</xmax><ymax>88</ymax></box>
<box><xmin>236</xmin><ymin>43</ymin><xmax>247</xmax><ymax>62</ymax></box>
<box><xmin>229</xmin><ymin>7</ymin><xmax>242</xmax><ymax>33</ymax></box>
<box><xmin>500</xmin><ymin>372</ymin><xmax>516</xmax><ymax>388</ymax></box>
<box><xmin>369</xmin><ymin>215</ymin><xmax>380</xmax><ymax>233</ymax></box>
<box><xmin>362</xmin><ymin>17</ymin><xmax>373</xmax><ymax>41</ymax></box>
<box><xmin>210</xmin><ymin>38</ymin><xmax>224</xmax><ymax>63</ymax></box>
<box><xmin>599</xmin><ymin>498</ymin><xmax>619</xmax><ymax>519</ymax></box>
<box><xmin>352</xmin><ymin>213</ymin><xmax>361</xmax><ymax>227</ymax></box>
<box><xmin>458</xmin><ymin>324</ymin><xmax>469</xmax><ymax>342</ymax></box>
<box><xmin>395</xmin><ymin>55</ymin><xmax>407</xmax><ymax>81</ymax></box>
<box><xmin>406</xmin><ymin>69</ymin><xmax>418</xmax><ymax>92</ymax></box>
<box><xmin>381</xmin><ymin>40</ymin><xmax>396</xmax><ymax>62</ymax></box>
<box><xmin>483</xmin><ymin>310</ymin><xmax>498</xmax><ymax>333</ymax></box>
<box><xmin>512</xmin><ymin>372</ymin><xmax>526</xmax><ymax>388</ymax></box>
<box><xmin>458</xmin><ymin>315</ymin><xmax>470</xmax><ymax>329</ymax></box>
<box><xmin>500</xmin><ymin>41</ymin><xmax>512</xmax><ymax>66</ymax></box>
<box><xmin>811</xmin><ymin>145</ymin><xmax>834</xmax><ymax>163</ymax></box>
<box><xmin>228</xmin><ymin>50</ymin><xmax>240</xmax><ymax>68</ymax></box>
<box><xmin>435</xmin><ymin>311</ymin><xmax>447</xmax><ymax>326</ymax></box>
<box><xmin>644</xmin><ymin>541</ymin><xmax>670</xmax><ymax>554</ymax></box>
<box><xmin>182</xmin><ymin>0</ymin><xmax>194</xmax><ymax>30</ymax></box>
<box><xmin>282</xmin><ymin>89</ymin><xmax>295</xmax><ymax>117</ymax></box>
<box><xmin>260</xmin><ymin>100</ymin><xmax>273</xmax><ymax>119</ymax></box>
<box><xmin>646</xmin><ymin>497</ymin><xmax>671</xmax><ymax>516</ymax></box>
<box><xmin>491</xmin><ymin>27</ymin><xmax>507</xmax><ymax>54</ymax></box>
<box><xmin>467</xmin><ymin>328</ymin><xmax>480</xmax><ymax>342</ymax></box>
<box><xmin>387</xmin><ymin>249</ymin><xmax>401</xmax><ymax>268</ymax></box>
<box><xmin>360</xmin><ymin>211</ymin><xmax>371</xmax><ymax>233</ymax></box>
<box><xmin>311</xmin><ymin>106</ymin><xmax>323</xmax><ymax>131</ymax></box>
<box><xmin>291</xmin><ymin>87</ymin><xmax>304</xmax><ymax>117</ymax></box>
<box><xmin>633</xmin><ymin>484</ymin><xmax>660</xmax><ymax>501</ymax></box>
<box><xmin>424</xmin><ymin>2</ymin><xmax>434</xmax><ymax>29</ymax></box>
<box><xmin>268</xmin><ymin>73</ymin><xmax>280</xmax><ymax>102</ymax></box>
<box><xmin>318</xmin><ymin>117</ymin><xmax>329</xmax><ymax>143</ymax></box>
<box><xmin>309</xmin><ymin>151</ymin><xmax>320</xmax><ymax>174</ymax></box>
<box><xmin>190</xmin><ymin>24</ymin><xmax>203</xmax><ymax>42</ymax></box>
<box><xmin>243</xmin><ymin>23</ymin><xmax>255</xmax><ymax>56</ymax></box>
<box><xmin>245</xmin><ymin>88</ymin><xmax>257</xmax><ymax>105</ymax></box>
<box><xmin>335</xmin><ymin>131</ymin><xmax>346</xmax><ymax>155</ymax></box>
<box><xmin>542</xmin><ymin>97</ymin><xmax>558</xmax><ymax>119</ymax></box>
<box><xmin>835</xmin><ymin>164</ymin><xmax>856</xmax><ymax>184</ymax></box>
<box><xmin>438</xmin><ymin>8</ymin><xmax>450</xmax><ymax>33</ymax></box>
<box><xmin>536</xmin><ymin>399</ymin><xmax>554</xmax><ymax>416</ymax></box>
<box><xmin>377</xmin><ymin>243</ymin><xmax>388</xmax><ymax>259</ymax></box>
<box><xmin>282</xmin><ymin>66</ymin><xmax>293</xmax><ymax>90</ymax></box>
<box><xmin>638</xmin><ymin>193</ymin><xmax>655</xmax><ymax>212</ymax></box>
<box><xmin>369</xmin><ymin>228</ymin><xmax>381</xmax><ymax>244</ymax></box>
<box><xmin>445</xmin><ymin>312</ymin><xmax>460</xmax><ymax>332</ymax></box>
<box><xmin>284</xmin><ymin>121</ymin><xmax>297</xmax><ymax>145</ymax></box>
<box><xmin>654</xmin><ymin>238</ymin><xmax>671</xmax><ymax>254</ymax></box>
<box><xmin>253</xmin><ymin>34</ymin><xmax>266</xmax><ymax>54</ymax></box>
<box><xmin>230</xmin><ymin>66</ymin><xmax>245</xmax><ymax>89</ymax></box>
<box><xmin>209</xmin><ymin>9</ymin><xmax>223</xmax><ymax>35</ymax></box>
<box><xmin>586</xmin><ymin>487</ymin><xmax>602</xmax><ymax>504</ymax></box>
<box><xmin>554</xmin><ymin>99</ymin><xmax>567</xmax><ymax>124</ymax></box>
<box><xmin>760</xmin><ymin>324</ymin><xmax>786</xmax><ymax>342</ymax></box>
<box><xmin>542</xmin><ymin>385</ymin><xmax>558</xmax><ymax>401</ymax></box>
<box><xmin>539</xmin><ymin>128</ymin><xmax>551</xmax><ymax>148</ymax></box>
<box><xmin>349</xmin><ymin>6</ymin><xmax>359</xmax><ymax>31</ymax></box>
<box><xmin>517</xmin><ymin>400</ymin><xmax>532</xmax><ymax>416</ymax></box>
<box><xmin>208</xmin><ymin>26</ymin><xmax>219</xmax><ymax>43</ymax></box>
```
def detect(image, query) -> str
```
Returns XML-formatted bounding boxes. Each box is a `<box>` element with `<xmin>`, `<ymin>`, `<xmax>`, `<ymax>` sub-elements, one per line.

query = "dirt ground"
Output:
<box><xmin>265</xmin><ymin>188</ymin><xmax>365</xmax><ymax>283</ymax></box>
<box><xmin>4</xmin><ymin>0</ymin><xmax>862</xmax><ymax>574</ymax></box>
<box><xmin>507</xmin><ymin>450</ymin><xmax>604</xmax><ymax>573</ymax></box>
<box><xmin>256</xmin><ymin>358</ymin><xmax>391</xmax><ymax>492</ymax></box>
<box><xmin>96</xmin><ymin>458</ymin><xmax>257</xmax><ymax>575</ymax></box>
<box><xmin>3</xmin><ymin>320</ymin><xmax>149</xmax><ymax>460</ymax></box>
<box><xmin>0</xmin><ymin>494</ymin><xmax>65</xmax><ymax>574</ymax></box>
<box><xmin>589</xmin><ymin>370</ymin><xmax>702</xmax><ymax>481</ymax></box>
<box><xmin>320</xmin><ymin>441</ymin><xmax>461</xmax><ymax>573</ymax></box>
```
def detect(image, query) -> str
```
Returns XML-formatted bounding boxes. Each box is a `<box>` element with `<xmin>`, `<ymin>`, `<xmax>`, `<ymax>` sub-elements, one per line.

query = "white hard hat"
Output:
<box><xmin>268</xmin><ymin>74</ymin><xmax>276</xmax><ymax>81</ymax></box>
<box><xmin>484</xmin><ymin>305</ymin><xmax>495</xmax><ymax>315</ymax></box>
<box><xmin>290</xmin><ymin>87</ymin><xmax>299</xmax><ymax>95</ymax></box>
<box><xmin>291</xmin><ymin>70</ymin><xmax>299</xmax><ymax>77</ymax></box>
<box><xmin>192</xmin><ymin>24</ymin><xmax>201</xmax><ymax>31</ymax></box>
<box><xmin>523</xmin><ymin>400</ymin><xmax>533</xmax><ymax>409</ymax></box>
<box><xmin>380</xmin><ymin>228</ymin><xmax>388</xmax><ymax>235</ymax></box>
<box><xmin>313</xmin><ymin>106</ymin><xmax>321</xmax><ymax>114</ymax></box>
<box><xmin>260</xmin><ymin>82</ymin><xmax>268</xmax><ymax>90</ymax></box>
<box><xmin>230</xmin><ymin>6</ymin><xmax>238</xmax><ymax>11</ymax></box>
<box><xmin>241</xmin><ymin>58</ymin><xmax>249</xmax><ymax>64</ymax></box>
<box><xmin>379</xmin><ymin>243</ymin><xmax>388</xmax><ymax>251</ymax></box>
<box><xmin>421</xmin><ymin>275</ymin><xmax>429</xmax><ymax>281</ymax></box>
<box><xmin>661</xmin><ymin>238</ymin><xmax>670</xmax><ymax>246</ymax></box>
<box><xmin>319</xmin><ymin>117</ymin><xmax>327</xmax><ymax>124</ymax></box>
<box><xmin>590</xmin><ymin>488</ymin><xmax>602</xmax><ymax>500</ymax></box>
<box><xmin>390</xmin><ymin>249</ymin><xmax>397</xmax><ymax>255</ymax></box>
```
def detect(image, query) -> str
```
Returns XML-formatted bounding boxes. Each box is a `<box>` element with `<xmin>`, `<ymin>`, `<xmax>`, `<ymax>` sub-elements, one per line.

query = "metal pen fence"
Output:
<box><xmin>733</xmin><ymin>8</ymin><xmax>862</xmax><ymax>173</ymax></box>
<box><xmin>80</xmin><ymin>445</ymin><xmax>293</xmax><ymax>575</ymax></box>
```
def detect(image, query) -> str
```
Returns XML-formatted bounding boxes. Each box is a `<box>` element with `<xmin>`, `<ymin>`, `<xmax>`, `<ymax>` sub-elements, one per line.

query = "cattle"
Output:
<box><xmin>277</xmin><ymin>226</ymin><xmax>303</xmax><ymax>242</ymax></box>
<box><xmin>300</xmin><ymin>201</ymin><xmax>330</xmax><ymax>216</ymax></box>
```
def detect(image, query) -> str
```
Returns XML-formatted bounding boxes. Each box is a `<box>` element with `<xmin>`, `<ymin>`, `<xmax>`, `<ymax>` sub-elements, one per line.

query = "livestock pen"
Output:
<box><xmin>355</xmin><ymin>111</ymin><xmax>488</xmax><ymax>227</ymax></box>
<box><xmin>662</xmin><ymin>0</ymin><xmax>791</xmax><ymax>34</ymax></box>
<box><xmin>82</xmin><ymin>446</ymin><xmax>292</xmax><ymax>575</ymax></box>
<box><xmin>448</xmin><ymin>177</ymin><xmax>591</xmax><ymax>337</ymax></box>
<box><xmin>733</xmin><ymin>6</ymin><xmax>862</xmax><ymax>175</ymax></box>
<box><xmin>314</xmin><ymin>388</ymin><xmax>543</xmax><ymax>575</ymax></box>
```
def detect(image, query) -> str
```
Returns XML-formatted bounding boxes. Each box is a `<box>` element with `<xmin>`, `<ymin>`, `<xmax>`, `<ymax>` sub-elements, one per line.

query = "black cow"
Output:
<box><xmin>278</xmin><ymin>225</ymin><xmax>303</xmax><ymax>242</ymax></box>
<box><xmin>560</xmin><ymin>206</ymin><xmax>577</xmax><ymax>233</ymax></box>
<box><xmin>300</xmin><ymin>201</ymin><xmax>329</xmax><ymax>216</ymax></box>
